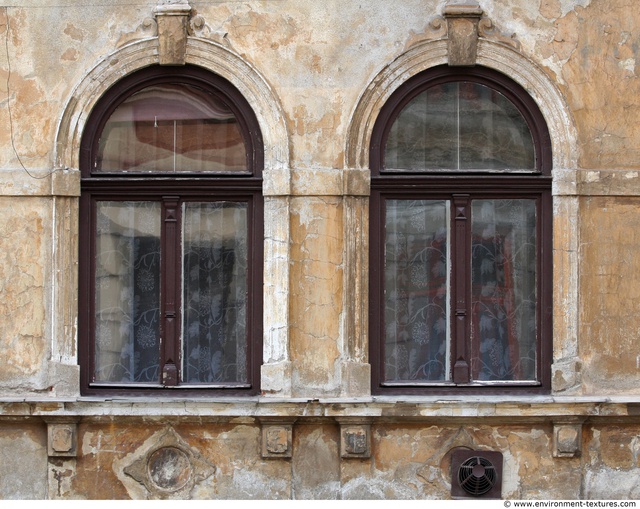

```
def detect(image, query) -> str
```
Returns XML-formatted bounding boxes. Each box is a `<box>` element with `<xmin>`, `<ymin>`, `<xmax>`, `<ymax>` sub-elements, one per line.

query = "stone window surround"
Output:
<box><xmin>366</xmin><ymin>64</ymin><xmax>554</xmax><ymax>393</ymax></box>
<box><xmin>44</xmin><ymin>28</ymin><xmax>582</xmax><ymax>400</ymax></box>
<box><xmin>346</xmin><ymin>37</ymin><xmax>581</xmax><ymax>396</ymax></box>
<box><xmin>77</xmin><ymin>64</ymin><xmax>265</xmax><ymax>396</ymax></box>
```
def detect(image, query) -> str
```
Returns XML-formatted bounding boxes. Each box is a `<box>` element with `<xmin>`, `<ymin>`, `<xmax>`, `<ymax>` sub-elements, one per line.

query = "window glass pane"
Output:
<box><xmin>386</xmin><ymin>83</ymin><xmax>458</xmax><ymax>170</ymax></box>
<box><xmin>97</xmin><ymin>84</ymin><xmax>247</xmax><ymax>172</ymax></box>
<box><xmin>182</xmin><ymin>202</ymin><xmax>248</xmax><ymax>384</ymax></box>
<box><xmin>94</xmin><ymin>201</ymin><xmax>161</xmax><ymax>383</ymax></box>
<box><xmin>384</xmin><ymin>199</ymin><xmax>450</xmax><ymax>382</ymax></box>
<box><xmin>471</xmin><ymin>199</ymin><xmax>537</xmax><ymax>381</ymax></box>
<box><xmin>386</xmin><ymin>82</ymin><xmax>535</xmax><ymax>171</ymax></box>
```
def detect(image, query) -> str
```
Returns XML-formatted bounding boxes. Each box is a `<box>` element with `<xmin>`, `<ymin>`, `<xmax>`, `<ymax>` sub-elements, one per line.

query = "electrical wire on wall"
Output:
<box><xmin>3</xmin><ymin>6</ymin><xmax>57</xmax><ymax>180</ymax></box>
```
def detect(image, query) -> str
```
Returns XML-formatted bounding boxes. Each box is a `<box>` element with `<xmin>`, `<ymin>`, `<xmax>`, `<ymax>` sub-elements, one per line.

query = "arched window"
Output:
<box><xmin>79</xmin><ymin>65</ymin><xmax>263</xmax><ymax>395</ymax></box>
<box><xmin>369</xmin><ymin>65</ymin><xmax>552</xmax><ymax>394</ymax></box>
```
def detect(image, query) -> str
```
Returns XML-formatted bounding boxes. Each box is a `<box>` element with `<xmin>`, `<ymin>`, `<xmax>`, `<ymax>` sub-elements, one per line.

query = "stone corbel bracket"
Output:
<box><xmin>553</xmin><ymin>419</ymin><xmax>585</xmax><ymax>458</ymax></box>
<box><xmin>259</xmin><ymin>418</ymin><xmax>296</xmax><ymax>459</ymax></box>
<box><xmin>439</xmin><ymin>1</ymin><xmax>520</xmax><ymax>66</ymax></box>
<box><xmin>336</xmin><ymin>417</ymin><xmax>372</xmax><ymax>459</ymax></box>
<box><xmin>154</xmin><ymin>1</ymin><xmax>192</xmax><ymax>65</ymax></box>
<box><xmin>45</xmin><ymin>419</ymin><xmax>80</xmax><ymax>458</ymax></box>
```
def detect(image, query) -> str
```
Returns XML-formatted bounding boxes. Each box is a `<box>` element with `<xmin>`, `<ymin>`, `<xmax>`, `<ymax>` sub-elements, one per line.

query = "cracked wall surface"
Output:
<box><xmin>0</xmin><ymin>197</ymin><xmax>49</xmax><ymax>388</ymax></box>
<box><xmin>290</xmin><ymin>197</ymin><xmax>343</xmax><ymax>396</ymax></box>
<box><xmin>45</xmin><ymin>420</ymin><xmax>640</xmax><ymax>500</ymax></box>
<box><xmin>1</xmin><ymin>0</ymin><xmax>640</xmax><ymax>500</ymax></box>
<box><xmin>580</xmin><ymin>196</ymin><xmax>640</xmax><ymax>394</ymax></box>
<box><xmin>0</xmin><ymin>423</ymin><xmax>47</xmax><ymax>499</ymax></box>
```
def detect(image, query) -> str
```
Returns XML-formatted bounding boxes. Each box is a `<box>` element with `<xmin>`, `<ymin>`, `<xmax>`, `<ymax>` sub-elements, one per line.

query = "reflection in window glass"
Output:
<box><xmin>94</xmin><ymin>201</ymin><xmax>161</xmax><ymax>383</ymax></box>
<box><xmin>384</xmin><ymin>199</ymin><xmax>450</xmax><ymax>382</ymax></box>
<box><xmin>98</xmin><ymin>84</ymin><xmax>247</xmax><ymax>172</ymax></box>
<box><xmin>386</xmin><ymin>82</ymin><xmax>535</xmax><ymax>171</ymax></box>
<box><xmin>182</xmin><ymin>202</ymin><xmax>248</xmax><ymax>384</ymax></box>
<box><xmin>471</xmin><ymin>199</ymin><xmax>537</xmax><ymax>381</ymax></box>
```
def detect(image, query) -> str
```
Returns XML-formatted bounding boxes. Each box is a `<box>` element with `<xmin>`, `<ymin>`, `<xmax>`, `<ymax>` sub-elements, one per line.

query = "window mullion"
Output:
<box><xmin>452</xmin><ymin>194</ymin><xmax>470</xmax><ymax>384</ymax></box>
<box><xmin>161</xmin><ymin>196</ymin><xmax>180</xmax><ymax>386</ymax></box>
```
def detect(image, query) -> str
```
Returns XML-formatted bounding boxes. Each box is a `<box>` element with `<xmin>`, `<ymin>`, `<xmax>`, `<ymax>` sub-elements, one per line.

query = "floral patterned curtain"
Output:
<box><xmin>383</xmin><ymin>198</ymin><xmax>537</xmax><ymax>384</ymax></box>
<box><xmin>471</xmin><ymin>199</ymin><xmax>537</xmax><ymax>381</ymax></box>
<box><xmin>93</xmin><ymin>200</ymin><xmax>249</xmax><ymax>385</ymax></box>
<box><xmin>384</xmin><ymin>199</ymin><xmax>450</xmax><ymax>382</ymax></box>
<box><xmin>182</xmin><ymin>202</ymin><xmax>248</xmax><ymax>384</ymax></box>
<box><xmin>95</xmin><ymin>201</ymin><xmax>161</xmax><ymax>383</ymax></box>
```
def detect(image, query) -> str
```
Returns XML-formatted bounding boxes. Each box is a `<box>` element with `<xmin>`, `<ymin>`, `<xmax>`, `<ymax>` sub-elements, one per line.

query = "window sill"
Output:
<box><xmin>0</xmin><ymin>395</ymin><xmax>640</xmax><ymax>424</ymax></box>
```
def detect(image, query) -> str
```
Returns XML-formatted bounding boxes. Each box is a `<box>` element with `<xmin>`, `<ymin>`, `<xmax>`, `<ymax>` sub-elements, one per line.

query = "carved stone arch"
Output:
<box><xmin>346</xmin><ymin>38</ymin><xmax>577</xmax><ymax>171</ymax></box>
<box><xmin>54</xmin><ymin>36</ymin><xmax>292</xmax><ymax>396</ymax></box>
<box><xmin>55</xmin><ymin>37</ymin><xmax>289</xmax><ymax>172</ymax></box>
<box><xmin>346</xmin><ymin>38</ymin><xmax>581</xmax><ymax>394</ymax></box>
<box><xmin>474</xmin><ymin>39</ymin><xmax>578</xmax><ymax>170</ymax></box>
<box><xmin>184</xmin><ymin>38</ymin><xmax>290</xmax><ymax>173</ymax></box>
<box><xmin>346</xmin><ymin>39</ymin><xmax>449</xmax><ymax>171</ymax></box>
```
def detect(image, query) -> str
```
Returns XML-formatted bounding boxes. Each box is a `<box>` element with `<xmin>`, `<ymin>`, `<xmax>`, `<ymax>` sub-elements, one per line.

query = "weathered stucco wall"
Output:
<box><xmin>1</xmin><ymin>0</ymin><xmax>640</xmax><ymax>500</ymax></box>
<box><xmin>0</xmin><ymin>197</ymin><xmax>49</xmax><ymax>388</ymax></box>
<box><xmin>12</xmin><ymin>416</ymin><xmax>640</xmax><ymax>500</ymax></box>
<box><xmin>0</xmin><ymin>423</ymin><xmax>47</xmax><ymax>499</ymax></box>
<box><xmin>580</xmin><ymin>194</ymin><xmax>640</xmax><ymax>394</ymax></box>
<box><xmin>290</xmin><ymin>196</ymin><xmax>344</xmax><ymax>396</ymax></box>
<box><xmin>2</xmin><ymin>1</ymin><xmax>639</xmax><ymax>170</ymax></box>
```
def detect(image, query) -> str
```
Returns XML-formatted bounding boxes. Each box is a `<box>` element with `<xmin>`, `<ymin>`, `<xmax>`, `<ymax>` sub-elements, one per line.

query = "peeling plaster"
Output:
<box><xmin>1</xmin><ymin>0</ymin><xmax>640</xmax><ymax>500</ymax></box>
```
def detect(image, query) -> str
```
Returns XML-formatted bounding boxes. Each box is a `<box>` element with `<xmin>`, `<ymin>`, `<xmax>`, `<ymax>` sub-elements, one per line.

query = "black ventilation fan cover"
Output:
<box><xmin>451</xmin><ymin>449</ymin><xmax>503</xmax><ymax>499</ymax></box>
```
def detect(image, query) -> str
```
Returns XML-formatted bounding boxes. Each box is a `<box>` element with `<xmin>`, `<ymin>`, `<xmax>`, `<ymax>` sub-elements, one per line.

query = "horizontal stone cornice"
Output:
<box><xmin>2</xmin><ymin>397</ymin><xmax>640</xmax><ymax>425</ymax></box>
<box><xmin>554</xmin><ymin>168</ymin><xmax>640</xmax><ymax>196</ymax></box>
<box><xmin>264</xmin><ymin>167</ymin><xmax>370</xmax><ymax>196</ymax></box>
<box><xmin>0</xmin><ymin>168</ymin><xmax>80</xmax><ymax>197</ymax></box>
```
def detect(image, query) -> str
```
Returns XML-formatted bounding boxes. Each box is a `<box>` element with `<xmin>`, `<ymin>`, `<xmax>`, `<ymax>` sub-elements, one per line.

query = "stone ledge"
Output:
<box><xmin>553</xmin><ymin>168</ymin><xmax>640</xmax><ymax>196</ymax></box>
<box><xmin>2</xmin><ymin>397</ymin><xmax>640</xmax><ymax>424</ymax></box>
<box><xmin>264</xmin><ymin>167</ymin><xmax>370</xmax><ymax>196</ymax></box>
<box><xmin>0</xmin><ymin>168</ymin><xmax>80</xmax><ymax>197</ymax></box>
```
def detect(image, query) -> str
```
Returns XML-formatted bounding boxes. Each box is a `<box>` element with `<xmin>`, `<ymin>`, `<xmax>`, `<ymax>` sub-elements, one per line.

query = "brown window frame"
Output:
<box><xmin>78</xmin><ymin>65</ymin><xmax>264</xmax><ymax>396</ymax></box>
<box><xmin>369</xmin><ymin>65</ymin><xmax>552</xmax><ymax>395</ymax></box>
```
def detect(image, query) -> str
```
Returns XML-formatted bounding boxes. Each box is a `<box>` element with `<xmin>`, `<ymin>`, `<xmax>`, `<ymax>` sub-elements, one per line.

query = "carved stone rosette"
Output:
<box><xmin>123</xmin><ymin>427</ymin><xmax>216</xmax><ymax>499</ymax></box>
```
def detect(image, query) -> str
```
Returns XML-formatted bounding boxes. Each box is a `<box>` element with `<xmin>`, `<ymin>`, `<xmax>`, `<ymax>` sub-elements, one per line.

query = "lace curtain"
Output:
<box><xmin>182</xmin><ymin>202</ymin><xmax>248</xmax><ymax>384</ymax></box>
<box><xmin>94</xmin><ymin>201</ymin><xmax>248</xmax><ymax>385</ymax></box>
<box><xmin>95</xmin><ymin>201</ymin><xmax>161</xmax><ymax>383</ymax></box>
<box><xmin>384</xmin><ymin>199</ymin><xmax>450</xmax><ymax>382</ymax></box>
<box><xmin>384</xmin><ymin>199</ymin><xmax>537</xmax><ymax>383</ymax></box>
<box><xmin>471</xmin><ymin>199</ymin><xmax>537</xmax><ymax>381</ymax></box>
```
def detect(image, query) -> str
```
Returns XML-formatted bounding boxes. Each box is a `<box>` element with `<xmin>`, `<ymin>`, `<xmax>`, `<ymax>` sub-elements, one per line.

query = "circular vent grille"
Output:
<box><xmin>457</xmin><ymin>456</ymin><xmax>497</xmax><ymax>496</ymax></box>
